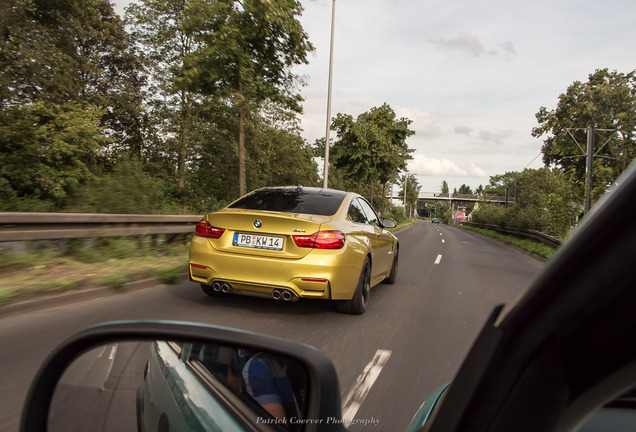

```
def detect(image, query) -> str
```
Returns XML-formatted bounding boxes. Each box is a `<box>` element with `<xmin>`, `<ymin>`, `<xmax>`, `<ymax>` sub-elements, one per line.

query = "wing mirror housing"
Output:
<box><xmin>381</xmin><ymin>218</ymin><xmax>397</xmax><ymax>229</ymax></box>
<box><xmin>21</xmin><ymin>321</ymin><xmax>347</xmax><ymax>432</ymax></box>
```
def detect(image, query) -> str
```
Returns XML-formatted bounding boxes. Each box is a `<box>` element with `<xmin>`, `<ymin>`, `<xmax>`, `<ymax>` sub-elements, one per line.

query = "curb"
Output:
<box><xmin>0</xmin><ymin>274</ymin><xmax>189</xmax><ymax>319</ymax></box>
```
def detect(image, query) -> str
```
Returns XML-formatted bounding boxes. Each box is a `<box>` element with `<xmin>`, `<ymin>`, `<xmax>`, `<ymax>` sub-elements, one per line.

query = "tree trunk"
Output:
<box><xmin>177</xmin><ymin>90</ymin><xmax>190</xmax><ymax>196</ymax></box>
<box><xmin>238</xmin><ymin>81</ymin><xmax>246</xmax><ymax>196</ymax></box>
<box><xmin>381</xmin><ymin>182</ymin><xmax>387</xmax><ymax>216</ymax></box>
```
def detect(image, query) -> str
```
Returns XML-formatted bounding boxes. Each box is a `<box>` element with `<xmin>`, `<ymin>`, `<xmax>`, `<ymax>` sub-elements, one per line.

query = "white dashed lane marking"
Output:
<box><xmin>342</xmin><ymin>349</ymin><xmax>392</xmax><ymax>427</ymax></box>
<box><xmin>435</xmin><ymin>254</ymin><xmax>443</xmax><ymax>264</ymax></box>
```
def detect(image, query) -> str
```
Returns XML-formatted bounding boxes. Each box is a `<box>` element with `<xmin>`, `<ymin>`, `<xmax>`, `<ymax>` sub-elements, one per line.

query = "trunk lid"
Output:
<box><xmin>205</xmin><ymin>209</ymin><xmax>332</xmax><ymax>259</ymax></box>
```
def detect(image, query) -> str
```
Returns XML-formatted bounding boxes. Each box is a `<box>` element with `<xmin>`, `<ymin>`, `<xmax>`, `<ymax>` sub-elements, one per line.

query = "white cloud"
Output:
<box><xmin>454</xmin><ymin>125</ymin><xmax>474</xmax><ymax>136</ymax></box>
<box><xmin>429</xmin><ymin>31</ymin><xmax>488</xmax><ymax>58</ymax></box>
<box><xmin>477</xmin><ymin>130</ymin><xmax>514</xmax><ymax>146</ymax></box>
<box><xmin>408</xmin><ymin>154</ymin><xmax>486</xmax><ymax>178</ymax></box>
<box><xmin>394</xmin><ymin>107</ymin><xmax>440</xmax><ymax>138</ymax></box>
<box><xmin>467</xmin><ymin>163</ymin><xmax>489</xmax><ymax>177</ymax></box>
<box><xmin>426</xmin><ymin>31</ymin><xmax>518</xmax><ymax>60</ymax></box>
<box><xmin>501</xmin><ymin>41</ymin><xmax>518</xmax><ymax>59</ymax></box>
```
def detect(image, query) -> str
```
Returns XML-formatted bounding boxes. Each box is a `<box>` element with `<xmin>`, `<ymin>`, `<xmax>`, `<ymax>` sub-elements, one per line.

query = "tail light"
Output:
<box><xmin>293</xmin><ymin>231</ymin><xmax>345</xmax><ymax>249</ymax></box>
<box><xmin>195</xmin><ymin>220</ymin><xmax>225</xmax><ymax>239</ymax></box>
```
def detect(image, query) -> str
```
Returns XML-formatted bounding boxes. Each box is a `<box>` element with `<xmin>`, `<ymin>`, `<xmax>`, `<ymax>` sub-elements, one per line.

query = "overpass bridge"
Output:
<box><xmin>388</xmin><ymin>192</ymin><xmax>516</xmax><ymax>204</ymax></box>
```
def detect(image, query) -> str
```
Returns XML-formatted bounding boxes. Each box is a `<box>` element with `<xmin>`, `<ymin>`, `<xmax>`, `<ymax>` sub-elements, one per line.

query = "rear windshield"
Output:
<box><xmin>228</xmin><ymin>188</ymin><xmax>347</xmax><ymax>216</ymax></box>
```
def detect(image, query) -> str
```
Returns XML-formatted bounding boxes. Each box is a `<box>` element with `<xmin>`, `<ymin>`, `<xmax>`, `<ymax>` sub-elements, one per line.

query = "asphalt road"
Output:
<box><xmin>0</xmin><ymin>222</ymin><xmax>545</xmax><ymax>432</ymax></box>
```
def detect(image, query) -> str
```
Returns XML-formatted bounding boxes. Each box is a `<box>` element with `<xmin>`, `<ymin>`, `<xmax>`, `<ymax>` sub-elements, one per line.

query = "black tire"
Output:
<box><xmin>383</xmin><ymin>246</ymin><xmax>398</xmax><ymax>284</ymax></box>
<box><xmin>200</xmin><ymin>283</ymin><xmax>223</xmax><ymax>297</ymax></box>
<box><xmin>338</xmin><ymin>257</ymin><xmax>371</xmax><ymax>315</ymax></box>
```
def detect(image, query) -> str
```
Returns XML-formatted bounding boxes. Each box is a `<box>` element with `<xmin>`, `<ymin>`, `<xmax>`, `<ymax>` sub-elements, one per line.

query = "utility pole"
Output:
<box><xmin>449</xmin><ymin>185</ymin><xmax>453</xmax><ymax>225</ymax></box>
<box><xmin>585</xmin><ymin>125</ymin><xmax>594</xmax><ymax>212</ymax></box>
<box><xmin>565</xmin><ymin>125</ymin><xmax>615</xmax><ymax>215</ymax></box>
<box><xmin>322</xmin><ymin>0</ymin><xmax>336</xmax><ymax>189</ymax></box>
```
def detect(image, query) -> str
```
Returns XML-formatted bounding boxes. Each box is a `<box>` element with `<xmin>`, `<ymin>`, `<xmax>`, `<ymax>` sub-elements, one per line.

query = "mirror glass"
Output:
<box><xmin>382</xmin><ymin>218</ymin><xmax>397</xmax><ymax>229</ymax></box>
<box><xmin>48</xmin><ymin>340</ymin><xmax>310</xmax><ymax>431</ymax></box>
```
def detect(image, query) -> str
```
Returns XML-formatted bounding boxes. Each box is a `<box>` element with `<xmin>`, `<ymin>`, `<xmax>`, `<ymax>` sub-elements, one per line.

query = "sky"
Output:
<box><xmin>113</xmin><ymin>0</ymin><xmax>636</xmax><ymax>193</ymax></box>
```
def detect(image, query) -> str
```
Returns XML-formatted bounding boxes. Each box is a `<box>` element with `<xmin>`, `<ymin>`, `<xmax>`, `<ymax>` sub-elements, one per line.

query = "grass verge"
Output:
<box><xmin>460</xmin><ymin>225</ymin><xmax>557</xmax><ymax>260</ymax></box>
<box><xmin>391</xmin><ymin>219</ymin><xmax>419</xmax><ymax>231</ymax></box>
<box><xmin>0</xmin><ymin>239</ymin><xmax>189</xmax><ymax>307</ymax></box>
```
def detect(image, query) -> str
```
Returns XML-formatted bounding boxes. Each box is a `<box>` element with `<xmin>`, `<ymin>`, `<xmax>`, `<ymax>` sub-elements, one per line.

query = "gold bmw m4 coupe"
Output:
<box><xmin>188</xmin><ymin>186</ymin><xmax>399</xmax><ymax>314</ymax></box>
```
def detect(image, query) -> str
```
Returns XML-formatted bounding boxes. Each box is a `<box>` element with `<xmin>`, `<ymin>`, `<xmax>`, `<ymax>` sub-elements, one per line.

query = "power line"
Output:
<box><xmin>523</xmin><ymin>151</ymin><xmax>543</xmax><ymax>170</ymax></box>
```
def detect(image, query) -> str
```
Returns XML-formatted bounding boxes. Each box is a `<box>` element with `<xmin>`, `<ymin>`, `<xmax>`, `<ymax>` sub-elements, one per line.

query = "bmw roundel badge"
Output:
<box><xmin>254</xmin><ymin>220</ymin><xmax>262</xmax><ymax>228</ymax></box>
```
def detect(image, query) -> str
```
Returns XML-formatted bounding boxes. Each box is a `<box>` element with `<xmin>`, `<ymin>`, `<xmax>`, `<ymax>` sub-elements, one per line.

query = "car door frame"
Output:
<box><xmin>356</xmin><ymin>197</ymin><xmax>393</xmax><ymax>281</ymax></box>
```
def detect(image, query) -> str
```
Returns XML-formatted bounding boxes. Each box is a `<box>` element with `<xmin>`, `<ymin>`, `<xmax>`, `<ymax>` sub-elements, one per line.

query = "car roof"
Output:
<box><xmin>423</xmin><ymin>162</ymin><xmax>636</xmax><ymax>432</ymax></box>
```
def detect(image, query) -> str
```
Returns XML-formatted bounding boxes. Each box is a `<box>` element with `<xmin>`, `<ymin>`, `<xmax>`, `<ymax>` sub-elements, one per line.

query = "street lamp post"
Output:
<box><xmin>322</xmin><ymin>0</ymin><xmax>336</xmax><ymax>189</ymax></box>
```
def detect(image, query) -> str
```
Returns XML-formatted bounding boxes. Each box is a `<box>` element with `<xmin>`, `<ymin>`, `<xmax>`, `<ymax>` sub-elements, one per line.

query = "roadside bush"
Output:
<box><xmin>154</xmin><ymin>262</ymin><xmax>186</xmax><ymax>285</ymax></box>
<box><xmin>385</xmin><ymin>206</ymin><xmax>407</xmax><ymax>224</ymax></box>
<box><xmin>71</xmin><ymin>238</ymin><xmax>150</xmax><ymax>263</ymax></box>
<box><xmin>101</xmin><ymin>273</ymin><xmax>129</xmax><ymax>290</ymax></box>
<box><xmin>73</xmin><ymin>158</ymin><xmax>167</xmax><ymax>214</ymax></box>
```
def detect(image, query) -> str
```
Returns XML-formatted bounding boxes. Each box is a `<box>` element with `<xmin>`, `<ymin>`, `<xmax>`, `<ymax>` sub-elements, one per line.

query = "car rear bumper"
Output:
<box><xmin>189</xmin><ymin>236</ymin><xmax>362</xmax><ymax>300</ymax></box>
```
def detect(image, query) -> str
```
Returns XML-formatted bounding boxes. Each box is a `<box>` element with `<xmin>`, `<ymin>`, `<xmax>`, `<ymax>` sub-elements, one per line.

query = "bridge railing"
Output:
<box><xmin>388</xmin><ymin>193</ymin><xmax>514</xmax><ymax>203</ymax></box>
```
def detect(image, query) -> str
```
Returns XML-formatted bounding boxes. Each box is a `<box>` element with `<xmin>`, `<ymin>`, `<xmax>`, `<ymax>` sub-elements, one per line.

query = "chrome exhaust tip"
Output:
<box><xmin>272</xmin><ymin>289</ymin><xmax>282</xmax><ymax>300</ymax></box>
<box><xmin>212</xmin><ymin>282</ymin><xmax>222</xmax><ymax>291</ymax></box>
<box><xmin>282</xmin><ymin>290</ymin><xmax>292</xmax><ymax>301</ymax></box>
<box><xmin>221</xmin><ymin>283</ymin><xmax>232</xmax><ymax>293</ymax></box>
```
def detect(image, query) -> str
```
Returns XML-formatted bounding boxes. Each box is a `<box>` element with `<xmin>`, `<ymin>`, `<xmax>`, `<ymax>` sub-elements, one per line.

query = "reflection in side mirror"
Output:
<box><xmin>382</xmin><ymin>218</ymin><xmax>397</xmax><ymax>229</ymax></box>
<box><xmin>48</xmin><ymin>340</ymin><xmax>310</xmax><ymax>432</ymax></box>
<box><xmin>49</xmin><ymin>342</ymin><xmax>148</xmax><ymax>432</ymax></box>
<box><xmin>21</xmin><ymin>321</ymin><xmax>346</xmax><ymax>432</ymax></box>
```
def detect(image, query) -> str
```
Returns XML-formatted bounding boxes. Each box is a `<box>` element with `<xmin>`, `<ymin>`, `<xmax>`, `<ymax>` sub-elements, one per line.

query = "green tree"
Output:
<box><xmin>473</xmin><ymin>168</ymin><xmax>579</xmax><ymax>238</ymax></box>
<box><xmin>1</xmin><ymin>0</ymin><xmax>144</xmax><ymax>150</ymax></box>
<box><xmin>0</xmin><ymin>102</ymin><xmax>108</xmax><ymax>206</ymax></box>
<box><xmin>399</xmin><ymin>174</ymin><xmax>420</xmax><ymax>218</ymax></box>
<box><xmin>176</xmin><ymin>0</ymin><xmax>314</xmax><ymax>196</ymax></box>
<box><xmin>533</xmin><ymin>69</ymin><xmax>636</xmax><ymax>205</ymax></box>
<box><xmin>484</xmin><ymin>171</ymin><xmax>521</xmax><ymax>201</ymax></box>
<box><xmin>331</xmin><ymin>104</ymin><xmax>414</xmax><ymax>205</ymax></box>
<box><xmin>243</xmin><ymin>100</ymin><xmax>319</xmax><ymax>189</ymax></box>
<box><xmin>74</xmin><ymin>158</ymin><xmax>167</xmax><ymax>213</ymax></box>
<box><xmin>458</xmin><ymin>184</ymin><xmax>473</xmax><ymax>195</ymax></box>
<box><xmin>126</xmin><ymin>0</ymin><xmax>209</xmax><ymax>197</ymax></box>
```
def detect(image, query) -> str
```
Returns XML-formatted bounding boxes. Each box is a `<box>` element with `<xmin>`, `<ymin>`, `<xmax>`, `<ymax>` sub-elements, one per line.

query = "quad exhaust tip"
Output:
<box><xmin>212</xmin><ymin>281</ymin><xmax>232</xmax><ymax>293</ymax></box>
<box><xmin>272</xmin><ymin>289</ymin><xmax>297</xmax><ymax>302</ymax></box>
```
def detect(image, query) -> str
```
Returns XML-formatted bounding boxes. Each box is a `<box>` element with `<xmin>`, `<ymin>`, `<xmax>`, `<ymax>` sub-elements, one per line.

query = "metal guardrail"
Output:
<box><xmin>0</xmin><ymin>213</ymin><xmax>563</xmax><ymax>247</ymax></box>
<box><xmin>0</xmin><ymin>212</ymin><xmax>203</xmax><ymax>242</ymax></box>
<box><xmin>461</xmin><ymin>222</ymin><xmax>562</xmax><ymax>247</ymax></box>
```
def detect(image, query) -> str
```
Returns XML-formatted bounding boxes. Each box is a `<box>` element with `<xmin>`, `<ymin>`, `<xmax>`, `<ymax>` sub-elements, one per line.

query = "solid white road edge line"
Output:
<box><xmin>435</xmin><ymin>254</ymin><xmax>442</xmax><ymax>264</ymax></box>
<box><xmin>341</xmin><ymin>349</ymin><xmax>392</xmax><ymax>427</ymax></box>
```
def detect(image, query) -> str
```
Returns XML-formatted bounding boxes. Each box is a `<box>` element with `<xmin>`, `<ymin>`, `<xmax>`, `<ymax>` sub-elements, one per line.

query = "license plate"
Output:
<box><xmin>233</xmin><ymin>233</ymin><xmax>284</xmax><ymax>251</ymax></box>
